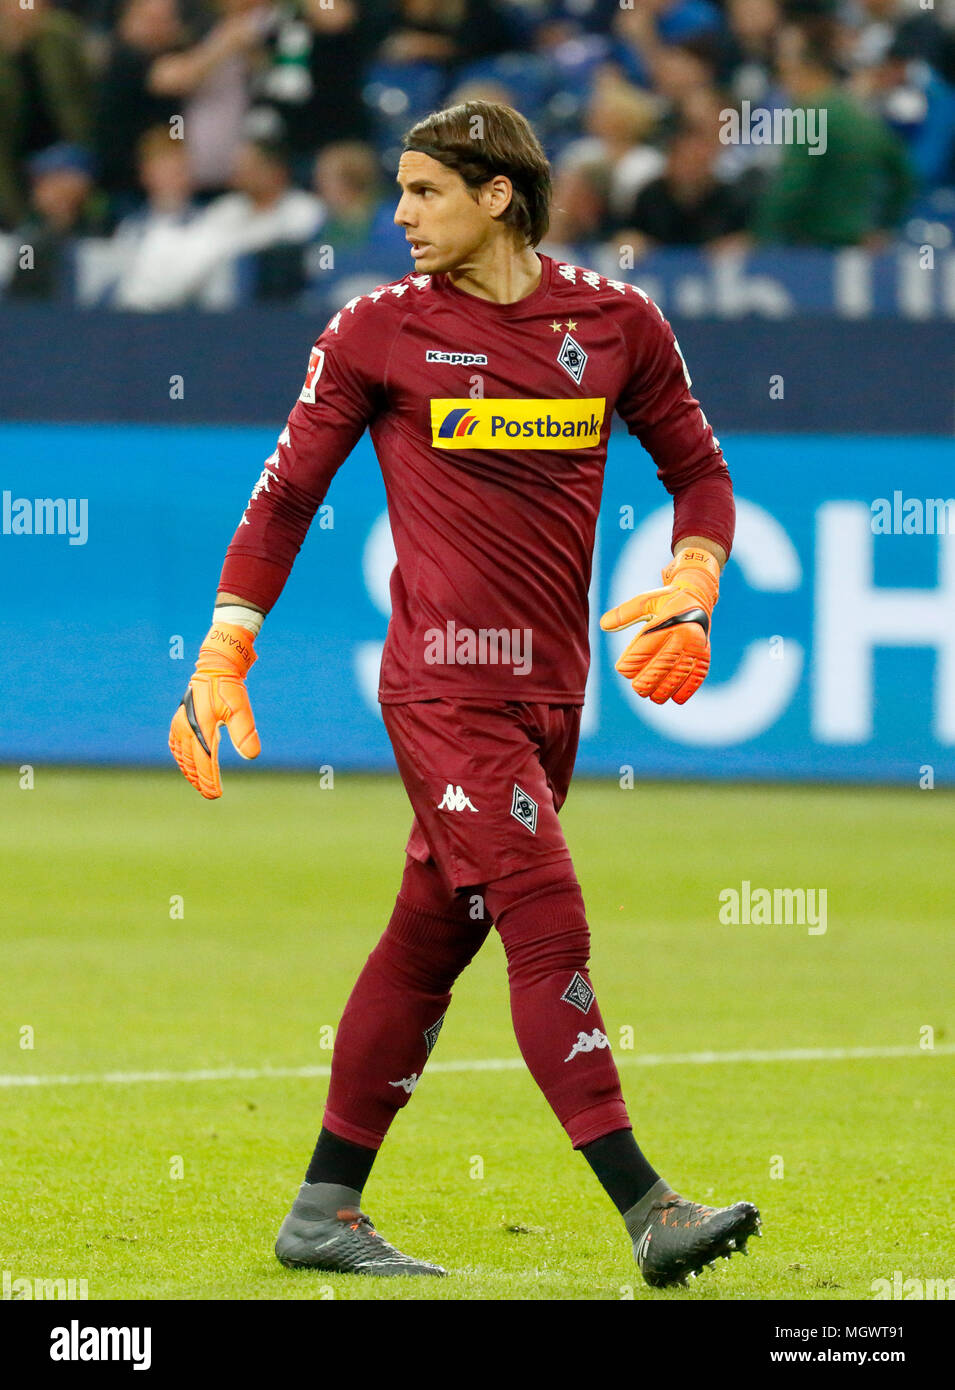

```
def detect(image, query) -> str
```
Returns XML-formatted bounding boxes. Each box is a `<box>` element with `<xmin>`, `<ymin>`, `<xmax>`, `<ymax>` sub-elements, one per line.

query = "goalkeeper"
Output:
<box><xmin>169</xmin><ymin>100</ymin><xmax>760</xmax><ymax>1289</ymax></box>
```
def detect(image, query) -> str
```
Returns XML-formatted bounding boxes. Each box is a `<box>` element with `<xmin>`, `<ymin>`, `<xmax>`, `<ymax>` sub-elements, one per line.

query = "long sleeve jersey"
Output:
<box><xmin>220</xmin><ymin>252</ymin><xmax>734</xmax><ymax>704</ymax></box>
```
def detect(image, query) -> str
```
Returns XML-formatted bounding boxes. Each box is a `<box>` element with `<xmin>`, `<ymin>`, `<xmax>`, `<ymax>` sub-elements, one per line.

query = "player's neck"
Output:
<box><xmin>445</xmin><ymin>243</ymin><xmax>543</xmax><ymax>305</ymax></box>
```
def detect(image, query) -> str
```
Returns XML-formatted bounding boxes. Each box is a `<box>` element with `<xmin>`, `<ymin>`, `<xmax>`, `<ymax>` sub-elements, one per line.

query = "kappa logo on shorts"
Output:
<box><xmin>565</xmin><ymin>1029</ymin><xmax>609</xmax><ymax>1063</ymax></box>
<box><xmin>423</xmin><ymin>1012</ymin><xmax>446</xmax><ymax>1057</ymax></box>
<box><xmin>561</xmin><ymin>971</ymin><xmax>595</xmax><ymax>1015</ymax></box>
<box><xmin>437</xmin><ymin>783</ymin><xmax>478</xmax><ymax>812</ymax></box>
<box><xmin>510</xmin><ymin>785</ymin><xmax>538</xmax><ymax>833</ymax></box>
<box><xmin>388</xmin><ymin>1073</ymin><xmax>419</xmax><ymax>1094</ymax></box>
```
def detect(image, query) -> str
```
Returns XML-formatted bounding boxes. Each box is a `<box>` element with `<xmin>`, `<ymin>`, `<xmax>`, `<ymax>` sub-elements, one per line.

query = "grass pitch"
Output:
<box><xmin>1</xmin><ymin>770</ymin><xmax>952</xmax><ymax>1301</ymax></box>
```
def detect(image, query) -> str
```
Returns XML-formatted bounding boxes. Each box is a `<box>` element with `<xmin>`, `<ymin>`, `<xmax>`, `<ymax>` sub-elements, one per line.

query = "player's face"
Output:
<box><xmin>394</xmin><ymin>151</ymin><xmax>497</xmax><ymax>273</ymax></box>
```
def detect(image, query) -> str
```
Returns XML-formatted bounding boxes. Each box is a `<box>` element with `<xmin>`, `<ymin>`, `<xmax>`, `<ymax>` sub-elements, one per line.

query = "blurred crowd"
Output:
<box><xmin>2</xmin><ymin>0</ymin><xmax>955</xmax><ymax>307</ymax></box>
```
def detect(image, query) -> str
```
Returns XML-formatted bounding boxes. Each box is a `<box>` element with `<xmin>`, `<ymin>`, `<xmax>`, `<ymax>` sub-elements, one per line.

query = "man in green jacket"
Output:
<box><xmin>753</xmin><ymin>19</ymin><xmax>917</xmax><ymax>248</ymax></box>
<box><xmin>0</xmin><ymin>0</ymin><xmax>93</xmax><ymax>230</ymax></box>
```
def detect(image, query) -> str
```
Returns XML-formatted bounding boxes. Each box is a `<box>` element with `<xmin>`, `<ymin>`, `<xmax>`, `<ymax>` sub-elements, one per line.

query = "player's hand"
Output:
<box><xmin>600</xmin><ymin>547</ymin><xmax>720</xmax><ymax>705</ymax></box>
<box><xmin>169</xmin><ymin>622</ymin><xmax>261</xmax><ymax>798</ymax></box>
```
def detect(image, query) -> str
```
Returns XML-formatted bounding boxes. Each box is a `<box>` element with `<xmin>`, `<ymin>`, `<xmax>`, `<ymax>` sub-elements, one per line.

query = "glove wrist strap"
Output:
<box><xmin>196</xmin><ymin>621</ymin><xmax>257</xmax><ymax>676</ymax></box>
<box><xmin>665</xmin><ymin>547</ymin><xmax>721</xmax><ymax>610</ymax></box>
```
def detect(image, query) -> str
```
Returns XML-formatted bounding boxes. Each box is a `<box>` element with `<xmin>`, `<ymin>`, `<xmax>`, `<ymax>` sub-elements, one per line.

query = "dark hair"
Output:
<box><xmin>403</xmin><ymin>101</ymin><xmax>552</xmax><ymax>247</ymax></box>
<box><xmin>786</xmin><ymin>17</ymin><xmax>840</xmax><ymax>75</ymax></box>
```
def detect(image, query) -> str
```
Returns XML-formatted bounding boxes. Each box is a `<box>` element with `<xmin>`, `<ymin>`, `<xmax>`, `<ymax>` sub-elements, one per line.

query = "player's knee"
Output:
<box><xmin>485</xmin><ymin>861</ymin><xmax>591</xmax><ymax>981</ymax></box>
<box><xmin>484</xmin><ymin>858</ymin><xmax>582</xmax><ymax>924</ymax></box>
<box><xmin>376</xmin><ymin>896</ymin><xmax>489</xmax><ymax>994</ymax></box>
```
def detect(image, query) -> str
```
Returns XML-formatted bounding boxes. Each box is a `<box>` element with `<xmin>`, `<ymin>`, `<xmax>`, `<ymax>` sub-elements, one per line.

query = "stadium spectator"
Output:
<box><xmin>625</xmin><ymin>32</ymin><xmax>726</xmax><ymax>146</ymax></box>
<box><xmin>542</xmin><ymin>159</ymin><xmax>612</xmax><ymax>259</ymax></box>
<box><xmin>845</xmin><ymin>0</ymin><xmax>955</xmax><ymax>88</ymax></box>
<box><xmin>850</xmin><ymin>30</ymin><xmax>955</xmax><ymax>192</ymax></box>
<box><xmin>613</xmin><ymin>0</ymin><xmax>725</xmax><ymax>89</ymax></box>
<box><xmin>376</xmin><ymin>0</ymin><xmax>514</xmax><ymax>68</ymax></box>
<box><xmin>0</xmin><ymin>0</ymin><xmax>94</xmax><ymax>230</ymax></box>
<box><xmin>557</xmin><ymin>75</ymin><xmax>665</xmax><ymax>222</ymax></box>
<box><xmin>109</xmin><ymin>124</ymin><xmax>199</xmax><ymax>307</ymax></box>
<box><xmin>753</xmin><ymin>18</ymin><xmax>917</xmax><ymax>246</ymax></box>
<box><xmin>5</xmin><ymin>142</ymin><xmax>97</xmax><ymax>298</ymax></box>
<box><xmin>312</xmin><ymin>141</ymin><xmax>398</xmax><ymax>252</ymax></box>
<box><xmin>720</xmin><ymin>0</ymin><xmax>781</xmax><ymax>104</ymax></box>
<box><xmin>108</xmin><ymin>135</ymin><xmax>323</xmax><ymax>309</ymax></box>
<box><xmin>146</xmin><ymin>0</ymin><xmax>273</xmax><ymax>193</ymax></box>
<box><xmin>612</xmin><ymin>125</ymin><xmax>752</xmax><ymax>256</ymax></box>
<box><xmin>93</xmin><ymin>0</ymin><xmax>187</xmax><ymax>212</ymax></box>
<box><xmin>246</xmin><ymin>1</ymin><xmax>388</xmax><ymax>180</ymax></box>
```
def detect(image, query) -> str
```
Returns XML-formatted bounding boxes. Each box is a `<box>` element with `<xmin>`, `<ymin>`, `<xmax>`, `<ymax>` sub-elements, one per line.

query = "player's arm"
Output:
<box><xmin>169</xmin><ymin>308</ymin><xmax>386</xmax><ymax>798</ymax></box>
<box><xmin>604</xmin><ymin>298</ymin><xmax>735</xmax><ymax>705</ymax></box>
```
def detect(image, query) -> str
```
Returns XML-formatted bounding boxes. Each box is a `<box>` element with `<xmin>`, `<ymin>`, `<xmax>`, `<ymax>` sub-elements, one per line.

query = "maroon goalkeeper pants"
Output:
<box><xmin>322</xmin><ymin>699</ymin><xmax>631</xmax><ymax>1151</ymax></box>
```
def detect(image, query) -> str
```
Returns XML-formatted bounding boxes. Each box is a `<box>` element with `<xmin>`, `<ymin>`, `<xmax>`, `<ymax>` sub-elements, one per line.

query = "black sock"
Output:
<box><xmin>304</xmin><ymin>1127</ymin><xmax>378</xmax><ymax>1192</ymax></box>
<box><xmin>579</xmin><ymin>1128</ymin><xmax>661</xmax><ymax>1215</ymax></box>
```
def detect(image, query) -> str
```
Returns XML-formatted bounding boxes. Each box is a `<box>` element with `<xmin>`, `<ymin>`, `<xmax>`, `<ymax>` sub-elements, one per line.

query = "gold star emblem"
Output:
<box><xmin>550</xmin><ymin>320</ymin><xmax>563</xmax><ymax>332</ymax></box>
<box><xmin>566</xmin><ymin>319</ymin><xmax>577</xmax><ymax>331</ymax></box>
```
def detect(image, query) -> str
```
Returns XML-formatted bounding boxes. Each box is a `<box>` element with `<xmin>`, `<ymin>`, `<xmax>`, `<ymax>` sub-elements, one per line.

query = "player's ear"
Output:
<box><xmin>485</xmin><ymin>174</ymin><xmax>513</xmax><ymax>220</ymax></box>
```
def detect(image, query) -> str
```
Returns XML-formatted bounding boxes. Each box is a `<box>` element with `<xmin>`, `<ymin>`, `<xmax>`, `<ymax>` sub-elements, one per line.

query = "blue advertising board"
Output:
<box><xmin>1</xmin><ymin>423</ymin><xmax>952</xmax><ymax>782</ymax></box>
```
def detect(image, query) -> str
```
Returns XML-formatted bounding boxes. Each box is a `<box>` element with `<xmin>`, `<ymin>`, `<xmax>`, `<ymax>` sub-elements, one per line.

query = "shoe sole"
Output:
<box><xmin>642</xmin><ymin>1203</ymin><xmax>762</xmax><ymax>1289</ymax></box>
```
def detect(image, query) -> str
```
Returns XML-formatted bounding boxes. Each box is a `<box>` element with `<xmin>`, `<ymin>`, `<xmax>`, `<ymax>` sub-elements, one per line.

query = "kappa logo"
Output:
<box><xmin>426</xmin><ymin>350</ymin><xmax>488</xmax><ymax>366</ymax></box>
<box><xmin>557</xmin><ymin>333</ymin><xmax>587</xmax><ymax>385</ymax></box>
<box><xmin>388</xmin><ymin>1074</ymin><xmax>419</xmax><ymax>1094</ymax></box>
<box><xmin>510</xmin><ymin>785</ymin><xmax>538</xmax><ymax>834</ymax></box>
<box><xmin>423</xmin><ymin>1012</ymin><xmax>446</xmax><ymax>1056</ymax></box>
<box><xmin>438</xmin><ymin>783</ymin><xmax>478</xmax><ymax>812</ymax></box>
<box><xmin>564</xmin><ymin>1029</ymin><xmax>609</xmax><ymax>1062</ymax></box>
<box><xmin>560</xmin><ymin>971</ymin><xmax>594</xmax><ymax>1015</ymax></box>
<box><xmin>298</xmin><ymin>346</ymin><xmax>325</xmax><ymax>403</ymax></box>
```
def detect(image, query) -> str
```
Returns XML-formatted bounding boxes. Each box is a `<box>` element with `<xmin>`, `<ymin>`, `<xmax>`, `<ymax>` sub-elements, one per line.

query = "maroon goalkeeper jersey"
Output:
<box><xmin>220</xmin><ymin>253</ymin><xmax>734</xmax><ymax>704</ymax></box>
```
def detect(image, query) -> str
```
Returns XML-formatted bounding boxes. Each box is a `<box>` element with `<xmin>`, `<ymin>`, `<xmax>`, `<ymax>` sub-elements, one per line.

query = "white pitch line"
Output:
<box><xmin>0</xmin><ymin>1043</ymin><xmax>951</xmax><ymax>1089</ymax></box>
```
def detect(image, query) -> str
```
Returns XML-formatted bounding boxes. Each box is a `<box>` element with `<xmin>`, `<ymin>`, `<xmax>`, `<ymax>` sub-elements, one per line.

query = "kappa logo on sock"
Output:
<box><xmin>510</xmin><ymin>784</ymin><xmax>538</xmax><ymax>833</ymax></box>
<box><xmin>423</xmin><ymin>1012</ymin><xmax>446</xmax><ymax>1057</ymax></box>
<box><xmin>388</xmin><ymin>1073</ymin><xmax>419</xmax><ymax>1094</ymax></box>
<box><xmin>560</xmin><ymin>971</ymin><xmax>595</xmax><ymax>1014</ymax></box>
<box><xmin>564</xmin><ymin>1029</ymin><xmax>609</xmax><ymax>1062</ymax></box>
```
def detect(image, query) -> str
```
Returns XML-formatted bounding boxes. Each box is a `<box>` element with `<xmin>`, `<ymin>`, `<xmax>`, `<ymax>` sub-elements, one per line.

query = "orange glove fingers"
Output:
<box><xmin>169</xmin><ymin>684</ymin><xmax>223</xmax><ymax>799</ymax></box>
<box><xmin>169</xmin><ymin>621</ymin><xmax>260</xmax><ymax>798</ymax></box>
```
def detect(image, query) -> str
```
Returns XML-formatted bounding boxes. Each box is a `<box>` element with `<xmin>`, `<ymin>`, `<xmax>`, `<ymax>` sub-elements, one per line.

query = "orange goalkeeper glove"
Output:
<box><xmin>169</xmin><ymin>621</ymin><xmax>261</xmax><ymax>799</ymax></box>
<box><xmin>600</xmin><ymin>546</ymin><xmax>721</xmax><ymax>705</ymax></box>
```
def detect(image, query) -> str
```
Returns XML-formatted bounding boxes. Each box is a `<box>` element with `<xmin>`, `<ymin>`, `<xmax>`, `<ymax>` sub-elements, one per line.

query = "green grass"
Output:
<box><xmin>1</xmin><ymin>770</ymin><xmax>953</xmax><ymax>1301</ymax></box>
